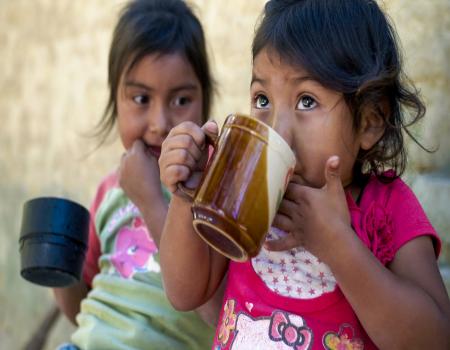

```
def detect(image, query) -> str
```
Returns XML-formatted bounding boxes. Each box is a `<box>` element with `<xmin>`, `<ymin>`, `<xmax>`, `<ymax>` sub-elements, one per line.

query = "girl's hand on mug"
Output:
<box><xmin>267</xmin><ymin>156</ymin><xmax>352</xmax><ymax>261</ymax></box>
<box><xmin>119</xmin><ymin>139</ymin><xmax>163</xmax><ymax>209</ymax></box>
<box><xmin>159</xmin><ymin>120</ymin><xmax>218</xmax><ymax>196</ymax></box>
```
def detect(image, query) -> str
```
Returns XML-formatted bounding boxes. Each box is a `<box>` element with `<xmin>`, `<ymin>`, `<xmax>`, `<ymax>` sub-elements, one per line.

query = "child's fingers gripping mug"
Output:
<box><xmin>179</xmin><ymin>113</ymin><xmax>296</xmax><ymax>262</ymax></box>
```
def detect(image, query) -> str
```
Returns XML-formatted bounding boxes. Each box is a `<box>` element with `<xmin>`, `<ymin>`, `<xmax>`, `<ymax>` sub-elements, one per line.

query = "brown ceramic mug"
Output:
<box><xmin>179</xmin><ymin>114</ymin><xmax>296</xmax><ymax>261</ymax></box>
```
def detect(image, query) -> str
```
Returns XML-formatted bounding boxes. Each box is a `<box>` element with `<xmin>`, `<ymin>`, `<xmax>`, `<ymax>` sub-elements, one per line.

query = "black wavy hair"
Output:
<box><xmin>253</xmin><ymin>0</ymin><xmax>428</xmax><ymax>180</ymax></box>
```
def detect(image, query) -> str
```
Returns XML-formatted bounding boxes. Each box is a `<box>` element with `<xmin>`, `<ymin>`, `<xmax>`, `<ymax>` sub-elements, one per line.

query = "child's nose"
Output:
<box><xmin>269</xmin><ymin>111</ymin><xmax>294</xmax><ymax>147</ymax></box>
<box><xmin>147</xmin><ymin>105</ymin><xmax>169</xmax><ymax>137</ymax></box>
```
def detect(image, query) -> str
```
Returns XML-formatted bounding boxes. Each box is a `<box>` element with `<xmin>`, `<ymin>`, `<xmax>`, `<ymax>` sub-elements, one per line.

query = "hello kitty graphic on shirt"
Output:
<box><xmin>216</xmin><ymin>299</ymin><xmax>313</xmax><ymax>350</ymax></box>
<box><xmin>231</xmin><ymin>311</ymin><xmax>313</xmax><ymax>350</ymax></box>
<box><xmin>213</xmin><ymin>226</ymin><xmax>369</xmax><ymax>349</ymax></box>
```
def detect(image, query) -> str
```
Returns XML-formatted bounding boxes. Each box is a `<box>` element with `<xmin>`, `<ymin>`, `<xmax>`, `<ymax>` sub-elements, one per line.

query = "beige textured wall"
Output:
<box><xmin>0</xmin><ymin>1</ymin><xmax>448</xmax><ymax>349</ymax></box>
<box><xmin>384</xmin><ymin>0</ymin><xmax>450</xmax><ymax>172</ymax></box>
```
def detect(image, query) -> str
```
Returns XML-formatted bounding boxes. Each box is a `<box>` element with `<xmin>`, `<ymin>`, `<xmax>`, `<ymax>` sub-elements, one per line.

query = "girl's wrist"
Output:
<box><xmin>141</xmin><ymin>201</ymin><xmax>168</xmax><ymax>223</ymax></box>
<box><xmin>130</xmin><ymin>186</ymin><xmax>165</xmax><ymax>214</ymax></box>
<box><xmin>171</xmin><ymin>188</ymin><xmax>196</xmax><ymax>205</ymax></box>
<box><xmin>171</xmin><ymin>192</ymin><xmax>195</xmax><ymax>209</ymax></box>
<box><xmin>317</xmin><ymin>223</ymin><xmax>357</xmax><ymax>266</ymax></box>
<box><xmin>323</xmin><ymin>226</ymin><xmax>365</xmax><ymax>271</ymax></box>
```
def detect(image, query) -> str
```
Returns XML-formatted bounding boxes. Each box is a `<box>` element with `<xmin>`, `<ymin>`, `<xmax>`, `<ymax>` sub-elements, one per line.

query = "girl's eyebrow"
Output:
<box><xmin>124</xmin><ymin>80</ymin><xmax>199</xmax><ymax>92</ymax></box>
<box><xmin>250</xmin><ymin>76</ymin><xmax>263</xmax><ymax>87</ymax></box>
<box><xmin>124</xmin><ymin>81</ymin><xmax>152</xmax><ymax>90</ymax></box>
<box><xmin>170</xmin><ymin>84</ymin><xmax>199</xmax><ymax>93</ymax></box>
<box><xmin>293</xmin><ymin>76</ymin><xmax>315</xmax><ymax>84</ymax></box>
<box><xmin>250</xmin><ymin>74</ymin><xmax>316</xmax><ymax>87</ymax></box>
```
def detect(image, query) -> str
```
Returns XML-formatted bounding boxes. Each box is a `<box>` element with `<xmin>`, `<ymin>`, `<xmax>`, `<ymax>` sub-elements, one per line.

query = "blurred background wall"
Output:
<box><xmin>0</xmin><ymin>0</ymin><xmax>448</xmax><ymax>349</ymax></box>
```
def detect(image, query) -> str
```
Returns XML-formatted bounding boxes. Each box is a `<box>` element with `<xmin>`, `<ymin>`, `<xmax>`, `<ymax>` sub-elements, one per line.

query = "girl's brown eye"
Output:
<box><xmin>173</xmin><ymin>96</ymin><xmax>191</xmax><ymax>107</ymax></box>
<box><xmin>297</xmin><ymin>95</ymin><xmax>317</xmax><ymax>110</ymax></box>
<box><xmin>255</xmin><ymin>94</ymin><xmax>270</xmax><ymax>109</ymax></box>
<box><xmin>133</xmin><ymin>95</ymin><xmax>149</xmax><ymax>105</ymax></box>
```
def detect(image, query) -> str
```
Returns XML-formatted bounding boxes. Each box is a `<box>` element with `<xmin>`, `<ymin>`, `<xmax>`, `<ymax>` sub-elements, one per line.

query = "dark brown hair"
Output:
<box><xmin>95</xmin><ymin>0</ymin><xmax>214</xmax><ymax>145</ymax></box>
<box><xmin>253</xmin><ymin>0</ymin><xmax>428</xmax><ymax>180</ymax></box>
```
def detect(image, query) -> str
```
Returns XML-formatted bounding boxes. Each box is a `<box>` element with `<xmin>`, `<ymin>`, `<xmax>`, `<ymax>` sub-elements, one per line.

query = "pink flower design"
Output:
<box><xmin>363</xmin><ymin>203</ymin><xmax>394</xmax><ymax>265</ymax></box>
<box><xmin>322</xmin><ymin>324</ymin><xmax>364</xmax><ymax>350</ymax></box>
<box><xmin>111</xmin><ymin>217</ymin><xmax>157</xmax><ymax>278</ymax></box>
<box><xmin>218</xmin><ymin>299</ymin><xmax>237</xmax><ymax>345</ymax></box>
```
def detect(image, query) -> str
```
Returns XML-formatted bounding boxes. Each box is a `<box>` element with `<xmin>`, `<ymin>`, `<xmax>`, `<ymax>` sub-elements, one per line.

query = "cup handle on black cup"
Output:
<box><xmin>176</xmin><ymin>129</ymin><xmax>218</xmax><ymax>200</ymax></box>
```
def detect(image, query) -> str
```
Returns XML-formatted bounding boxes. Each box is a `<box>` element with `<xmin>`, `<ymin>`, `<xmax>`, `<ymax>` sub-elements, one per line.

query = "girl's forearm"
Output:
<box><xmin>160</xmin><ymin>195</ymin><xmax>227</xmax><ymax>311</ymax></box>
<box><xmin>52</xmin><ymin>281</ymin><xmax>89</xmax><ymax>325</ymax></box>
<box><xmin>194</xmin><ymin>275</ymin><xmax>227</xmax><ymax>327</ymax></box>
<box><xmin>137</xmin><ymin>195</ymin><xmax>168</xmax><ymax>248</ymax></box>
<box><xmin>327</xmin><ymin>232</ymin><xmax>450</xmax><ymax>349</ymax></box>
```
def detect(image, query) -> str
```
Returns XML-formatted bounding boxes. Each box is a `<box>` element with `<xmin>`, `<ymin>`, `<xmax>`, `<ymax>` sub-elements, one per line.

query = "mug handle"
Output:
<box><xmin>176</xmin><ymin>128</ymin><xmax>219</xmax><ymax>200</ymax></box>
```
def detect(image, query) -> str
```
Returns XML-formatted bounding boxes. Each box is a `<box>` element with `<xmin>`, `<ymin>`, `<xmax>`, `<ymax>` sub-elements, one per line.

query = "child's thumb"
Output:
<box><xmin>324</xmin><ymin>156</ymin><xmax>341</xmax><ymax>192</ymax></box>
<box><xmin>201</xmin><ymin>120</ymin><xmax>219</xmax><ymax>147</ymax></box>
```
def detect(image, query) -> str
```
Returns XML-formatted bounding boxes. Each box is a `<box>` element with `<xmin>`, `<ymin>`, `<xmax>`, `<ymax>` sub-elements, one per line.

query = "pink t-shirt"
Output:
<box><xmin>212</xmin><ymin>175</ymin><xmax>440</xmax><ymax>350</ymax></box>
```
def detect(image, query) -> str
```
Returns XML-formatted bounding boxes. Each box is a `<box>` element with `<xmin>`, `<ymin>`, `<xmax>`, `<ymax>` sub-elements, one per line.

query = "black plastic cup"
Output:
<box><xmin>19</xmin><ymin>197</ymin><xmax>90</xmax><ymax>287</ymax></box>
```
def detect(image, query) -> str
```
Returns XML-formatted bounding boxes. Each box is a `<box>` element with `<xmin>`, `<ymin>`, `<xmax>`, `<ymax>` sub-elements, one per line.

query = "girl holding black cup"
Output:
<box><xmin>52</xmin><ymin>0</ymin><xmax>220</xmax><ymax>349</ymax></box>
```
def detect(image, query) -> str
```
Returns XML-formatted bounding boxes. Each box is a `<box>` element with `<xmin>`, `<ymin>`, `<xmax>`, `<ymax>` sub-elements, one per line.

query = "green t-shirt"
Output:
<box><xmin>72</xmin><ymin>173</ymin><xmax>214</xmax><ymax>349</ymax></box>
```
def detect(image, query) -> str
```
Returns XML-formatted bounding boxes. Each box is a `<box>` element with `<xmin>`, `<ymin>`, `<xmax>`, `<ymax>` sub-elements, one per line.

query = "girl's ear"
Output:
<box><xmin>359</xmin><ymin>100</ymin><xmax>388</xmax><ymax>150</ymax></box>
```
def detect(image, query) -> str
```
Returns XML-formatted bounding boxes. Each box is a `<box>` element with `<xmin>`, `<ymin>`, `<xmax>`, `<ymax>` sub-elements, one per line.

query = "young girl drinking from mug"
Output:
<box><xmin>52</xmin><ymin>0</ymin><xmax>219</xmax><ymax>349</ymax></box>
<box><xmin>158</xmin><ymin>0</ymin><xmax>450</xmax><ymax>349</ymax></box>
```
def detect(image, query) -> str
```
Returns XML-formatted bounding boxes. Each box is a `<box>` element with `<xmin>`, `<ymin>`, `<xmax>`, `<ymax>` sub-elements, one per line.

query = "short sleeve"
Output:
<box><xmin>82</xmin><ymin>210</ymin><xmax>101</xmax><ymax>288</ymax></box>
<box><xmin>386</xmin><ymin>179</ymin><xmax>441</xmax><ymax>258</ymax></box>
<box><xmin>82</xmin><ymin>172</ymin><xmax>118</xmax><ymax>287</ymax></box>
